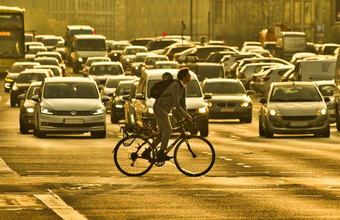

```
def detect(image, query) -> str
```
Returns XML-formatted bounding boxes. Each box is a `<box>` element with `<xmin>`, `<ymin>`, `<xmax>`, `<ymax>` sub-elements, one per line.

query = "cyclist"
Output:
<box><xmin>147</xmin><ymin>67</ymin><xmax>193</xmax><ymax>161</ymax></box>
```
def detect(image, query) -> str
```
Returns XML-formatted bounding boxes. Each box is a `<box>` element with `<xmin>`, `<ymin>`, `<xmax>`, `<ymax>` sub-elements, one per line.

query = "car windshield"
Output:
<box><xmin>203</xmin><ymin>82</ymin><xmax>245</xmax><ymax>95</ymax></box>
<box><xmin>106</xmin><ymin>78</ymin><xmax>134</xmax><ymax>88</ymax></box>
<box><xmin>77</xmin><ymin>40</ymin><xmax>106</xmax><ymax>51</ymax></box>
<box><xmin>44</xmin><ymin>82</ymin><xmax>99</xmax><ymax>98</ymax></box>
<box><xmin>135</xmin><ymin>55</ymin><xmax>147</xmax><ymax>62</ymax></box>
<box><xmin>147</xmin><ymin>80</ymin><xmax>202</xmax><ymax>98</ymax></box>
<box><xmin>16</xmin><ymin>74</ymin><xmax>45</xmax><ymax>83</ymax></box>
<box><xmin>116</xmin><ymin>83</ymin><xmax>132</xmax><ymax>95</ymax></box>
<box><xmin>125</xmin><ymin>48</ymin><xmax>147</xmax><ymax>55</ymax></box>
<box><xmin>27</xmin><ymin>86</ymin><xmax>40</xmax><ymax>99</ymax></box>
<box><xmin>194</xmin><ymin>66</ymin><xmax>224</xmax><ymax>81</ymax></box>
<box><xmin>89</xmin><ymin>65</ymin><xmax>123</xmax><ymax>75</ymax></box>
<box><xmin>86</xmin><ymin>59</ymin><xmax>109</xmax><ymax>67</ymax></box>
<box><xmin>318</xmin><ymin>84</ymin><xmax>335</xmax><ymax>96</ymax></box>
<box><xmin>111</xmin><ymin>44</ymin><xmax>128</xmax><ymax>50</ymax></box>
<box><xmin>270</xmin><ymin>85</ymin><xmax>322</xmax><ymax>102</ymax></box>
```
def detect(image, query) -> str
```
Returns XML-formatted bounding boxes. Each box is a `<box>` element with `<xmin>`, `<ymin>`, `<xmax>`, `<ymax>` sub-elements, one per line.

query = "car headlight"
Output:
<box><xmin>126</xmin><ymin>58</ymin><xmax>130</xmax><ymax>62</ymax></box>
<box><xmin>91</xmin><ymin>107</ymin><xmax>105</xmax><ymax>115</ymax></box>
<box><xmin>114</xmin><ymin>53</ymin><xmax>118</xmax><ymax>57</ymax></box>
<box><xmin>269</xmin><ymin>109</ymin><xmax>280</xmax><ymax>116</ymax></box>
<box><xmin>198</xmin><ymin>106</ymin><xmax>207</xmax><ymax>114</ymax></box>
<box><xmin>205</xmin><ymin>102</ymin><xmax>212</xmax><ymax>107</ymax></box>
<box><xmin>26</xmin><ymin>108</ymin><xmax>34</xmax><ymax>113</ymax></box>
<box><xmin>240</xmin><ymin>101</ymin><xmax>250</xmax><ymax>107</ymax></box>
<box><xmin>78</xmin><ymin>57</ymin><xmax>83</xmax><ymax>62</ymax></box>
<box><xmin>317</xmin><ymin>108</ymin><xmax>327</xmax><ymax>115</ymax></box>
<box><xmin>12</xmin><ymin>84</ymin><xmax>19</xmax><ymax>91</ymax></box>
<box><xmin>134</xmin><ymin>66</ymin><xmax>139</xmax><ymax>70</ymax></box>
<box><xmin>41</xmin><ymin>107</ymin><xmax>54</xmax><ymax>115</ymax></box>
<box><xmin>147</xmin><ymin>107</ymin><xmax>154</xmax><ymax>114</ymax></box>
<box><xmin>115</xmin><ymin>104</ymin><xmax>124</xmax><ymax>108</ymax></box>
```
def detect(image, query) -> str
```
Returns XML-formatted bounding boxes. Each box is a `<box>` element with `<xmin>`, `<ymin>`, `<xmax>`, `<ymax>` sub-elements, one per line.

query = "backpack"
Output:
<box><xmin>150</xmin><ymin>79</ymin><xmax>177</xmax><ymax>99</ymax></box>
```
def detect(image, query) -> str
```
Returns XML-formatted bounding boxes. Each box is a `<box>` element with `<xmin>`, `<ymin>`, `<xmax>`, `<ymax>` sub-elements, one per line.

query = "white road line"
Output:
<box><xmin>34</xmin><ymin>192</ymin><xmax>88</xmax><ymax>220</ymax></box>
<box><xmin>0</xmin><ymin>157</ymin><xmax>14</xmax><ymax>173</ymax></box>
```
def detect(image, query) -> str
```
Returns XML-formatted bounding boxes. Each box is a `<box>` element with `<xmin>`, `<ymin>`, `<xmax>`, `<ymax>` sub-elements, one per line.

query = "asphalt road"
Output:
<box><xmin>1</xmin><ymin>70</ymin><xmax>340</xmax><ymax>219</ymax></box>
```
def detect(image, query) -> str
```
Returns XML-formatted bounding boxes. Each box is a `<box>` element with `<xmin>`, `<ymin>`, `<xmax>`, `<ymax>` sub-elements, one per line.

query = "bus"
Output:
<box><xmin>0</xmin><ymin>6</ymin><xmax>25</xmax><ymax>74</ymax></box>
<box><xmin>64</xmin><ymin>25</ymin><xmax>94</xmax><ymax>65</ymax></box>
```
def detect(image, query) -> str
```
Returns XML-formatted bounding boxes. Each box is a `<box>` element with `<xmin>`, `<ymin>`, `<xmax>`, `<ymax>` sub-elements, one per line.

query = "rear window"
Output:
<box><xmin>17</xmin><ymin>74</ymin><xmax>45</xmax><ymax>83</ymax></box>
<box><xmin>203</xmin><ymin>81</ymin><xmax>245</xmax><ymax>95</ymax></box>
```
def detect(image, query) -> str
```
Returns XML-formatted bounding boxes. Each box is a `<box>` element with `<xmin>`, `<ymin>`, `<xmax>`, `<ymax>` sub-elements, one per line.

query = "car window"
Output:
<box><xmin>195</xmin><ymin>66</ymin><xmax>224</xmax><ymax>81</ymax></box>
<box><xmin>116</xmin><ymin>84</ymin><xmax>132</xmax><ymax>95</ymax></box>
<box><xmin>270</xmin><ymin>85</ymin><xmax>322</xmax><ymax>102</ymax></box>
<box><xmin>318</xmin><ymin>85</ymin><xmax>335</xmax><ymax>96</ymax></box>
<box><xmin>90</xmin><ymin>65</ymin><xmax>123</xmax><ymax>75</ymax></box>
<box><xmin>17</xmin><ymin>74</ymin><xmax>45</xmax><ymax>83</ymax></box>
<box><xmin>44</xmin><ymin>82</ymin><xmax>98</xmax><ymax>98</ymax></box>
<box><xmin>203</xmin><ymin>82</ymin><xmax>245</xmax><ymax>95</ymax></box>
<box><xmin>27</xmin><ymin>86</ymin><xmax>41</xmax><ymax>99</ymax></box>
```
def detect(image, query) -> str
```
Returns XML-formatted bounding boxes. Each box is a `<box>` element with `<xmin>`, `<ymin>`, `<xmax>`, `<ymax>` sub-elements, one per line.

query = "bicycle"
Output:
<box><xmin>113</xmin><ymin>117</ymin><xmax>215</xmax><ymax>177</ymax></box>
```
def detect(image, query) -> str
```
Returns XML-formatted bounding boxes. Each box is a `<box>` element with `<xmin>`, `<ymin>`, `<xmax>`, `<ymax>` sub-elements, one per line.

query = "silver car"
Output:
<box><xmin>32</xmin><ymin>77</ymin><xmax>109</xmax><ymax>138</ymax></box>
<box><xmin>314</xmin><ymin>80</ymin><xmax>336</xmax><ymax>123</ymax></box>
<box><xmin>259</xmin><ymin>82</ymin><xmax>330</xmax><ymax>138</ymax></box>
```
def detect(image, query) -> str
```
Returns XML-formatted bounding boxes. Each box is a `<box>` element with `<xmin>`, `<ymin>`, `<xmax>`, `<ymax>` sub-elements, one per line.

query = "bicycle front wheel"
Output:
<box><xmin>174</xmin><ymin>136</ymin><xmax>215</xmax><ymax>177</ymax></box>
<box><xmin>113</xmin><ymin>135</ymin><xmax>154</xmax><ymax>176</ymax></box>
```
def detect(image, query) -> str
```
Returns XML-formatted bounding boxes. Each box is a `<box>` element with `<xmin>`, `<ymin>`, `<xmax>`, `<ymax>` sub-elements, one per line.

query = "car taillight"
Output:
<box><xmin>262</xmin><ymin>76</ymin><xmax>270</xmax><ymax>82</ymax></box>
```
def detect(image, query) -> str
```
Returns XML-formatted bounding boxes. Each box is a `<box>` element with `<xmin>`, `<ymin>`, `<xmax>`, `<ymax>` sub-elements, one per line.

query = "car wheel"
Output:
<box><xmin>111</xmin><ymin>111</ymin><xmax>118</xmax><ymax>123</ymax></box>
<box><xmin>259</xmin><ymin>119</ymin><xmax>265</xmax><ymax>136</ymax></box>
<box><xmin>200</xmin><ymin>127</ymin><xmax>209</xmax><ymax>137</ymax></box>
<box><xmin>91</xmin><ymin>130</ymin><xmax>106</xmax><ymax>138</ymax></box>
<box><xmin>20</xmin><ymin>118</ymin><xmax>29</xmax><ymax>134</ymax></box>
<box><xmin>264</xmin><ymin>122</ymin><xmax>274</xmax><ymax>138</ymax></box>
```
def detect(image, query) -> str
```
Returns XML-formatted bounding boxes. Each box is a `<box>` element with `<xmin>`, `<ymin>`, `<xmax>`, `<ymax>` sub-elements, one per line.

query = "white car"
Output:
<box><xmin>32</xmin><ymin>77</ymin><xmax>109</xmax><ymax>138</ymax></box>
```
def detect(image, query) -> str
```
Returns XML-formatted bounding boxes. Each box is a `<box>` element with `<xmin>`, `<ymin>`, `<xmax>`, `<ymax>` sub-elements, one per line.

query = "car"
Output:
<box><xmin>223</xmin><ymin>53</ymin><xmax>263</xmax><ymax>78</ymax></box>
<box><xmin>18</xmin><ymin>81</ymin><xmax>42</xmax><ymax>134</ymax></box>
<box><xmin>163</xmin><ymin>43</ymin><xmax>196</xmax><ymax>61</ymax></box>
<box><xmin>250</xmin><ymin>65</ymin><xmax>283</xmax><ymax>93</ymax></box>
<box><xmin>34</xmin><ymin>51</ymin><xmax>66</xmax><ymax>74</ymax></box>
<box><xmin>85</xmin><ymin>61</ymin><xmax>125</xmax><ymax>89</ymax></box>
<box><xmin>25</xmin><ymin>45</ymin><xmax>48</xmax><ymax>62</ymax></box>
<box><xmin>32</xmin><ymin>77</ymin><xmax>109</xmax><ymax>138</ymax></box>
<box><xmin>4</xmin><ymin>62</ymin><xmax>41</xmax><ymax>93</ymax></box>
<box><xmin>180</xmin><ymin>62</ymin><xmax>225</xmax><ymax>82</ymax></box>
<box><xmin>154</xmin><ymin>61</ymin><xmax>179</xmax><ymax>69</ymax></box>
<box><xmin>101</xmin><ymin>75</ymin><xmax>138</xmax><ymax>110</ymax></box>
<box><xmin>33</xmin><ymin>65</ymin><xmax>63</xmax><ymax>77</ymax></box>
<box><xmin>204</xmin><ymin>51</ymin><xmax>238</xmax><ymax>63</ymax></box>
<box><xmin>259</xmin><ymin>65</ymin><xmax>295</xmax><ymax>94</ymax></box>
<box><xmin>248</xmin><ymin>49</ymin><xmax>273</xmax><ymax>58</ymax></box>
<box><xmin>242</xmin><ymin>41</ymin><xmax>262</xmax><ymax>48</ymax></box>
<box><xmin>134</xmin><ymin>68</ymin><xmax>210</xmax><ymax>137</ymax></box>
<box><xmin>10</xmin><ymin>68</ymin><xmax>53</xmax><ymax>107</ymax></box>
<box><xmin>290</xmin><ymin>52</ymin><xmax>316</xmax><ymax>65</ymax></box>
<box><xmin>207</xmin><ymin>40</ymin><xmax>226</xmax><ymax>45</ymax></box>
<box><xmin>42</xmin><ymin>35</ymin><xmax>63</xmax><ymax>51</ymax></box>
<box><xmin>129</xmin><ymin>38</ymin><xmax>154</xmax><ymax>46</ymax></box>
<box><xmin>259</xmin><ymin>82</ymin><xmax>330</xmax><ymax>138</ymax></box>
<box><xmin>262</xmin><ymin>41</ymin><xmax>276</xmax><ymax>55</ymax></box>
<box><xmin>319</xmin><ymin>43</ymin><xmax>339</xmax><ymax>55</ymax></box>
<box><xmin>107</xmin><ymin>41</ymin><xmax>132</xmax><ymax>61</ymax></box>
<box><xmin>123</xmin><ymin>80</ymin><xmax>140</xmax><ymax>129</ymax></box>
<box><xmin>25</xmin><ymin>41</ymin><xmax>44</xmax><ymax>52</ymax></box>
<box><xmin>145</xmin><ymin>38</ymin><xmax>181</xmax><ymax>52</ymax></box>
<box><xmin>173</xmin><ymin>47</ymin><xmax>197</xmax><ymax>63</ymax></box>
<box><xmin>130</xmin><ymin>52</ymin><xmax>156</xmax><ymax>77</ymax></box>
<box><xmin>119</xmin><ymin>45</ymin><xmax>148</xmax><ymax>70</ymax></box>
<box><xmin>201</xmin><ymin>78</ymin><xmax>253</xmax><ymax>123</ymax></box>
<box><xmin>54</xmin><ymin>40</ymin><xmax>66</xmax><ymax>60</ymax></box>
<box><xmin>110</xmin><ymin>80</ymin><xmax>135</xmax><ymax>123</ymax></box>
<box><xmin>314</xmin><ymin>80</ymin><xmax>336</xmax><ymax>123</ymax></box>
<box><xmin>240</xmin><ymin>46</ymin><xmax>263</xmax><ymax>53</ymax></box>
<box><xmin>81</xmin><ymin>56</ymin><xmax>111</xmax><ymax>75</ymax></box>
<box><xmin>142</xmin><ymin>54</ymin><xmax>169</xmax><ymax>69</ymax></box>
<box><xmin>189</xmin><ymin>45</ymin><xmax>238</xmax><ymax>62</ymax></box>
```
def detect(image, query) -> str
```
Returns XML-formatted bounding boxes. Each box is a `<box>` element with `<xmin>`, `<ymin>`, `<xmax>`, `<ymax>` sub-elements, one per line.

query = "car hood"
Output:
<box><xmin>8</xmin><ymin>73</ymin><xmax>20</xmax><ymax>79</ymax></box>
<box><xmin>103</xmin><ymin>88</ymin><xmax>116</xmax><ymax>95</ymax></box>
<box><xmin>41</xmin><ymin>99</ymin><xmax>103</xmax><ymax>110</ymax></box>
<box><xmin>77</xmin><ymin>51</ymin><xmax>107</xmax><ymax>58</ymax></box>
<box><xmin>271</xmin><ymin>102</ymin><xmax>325</xmax><ymax>113</ymax></box>
<box><xmin>146</xmin><ymin>97</ymin><xmax>206</xmax><ymax>108</ymax></box>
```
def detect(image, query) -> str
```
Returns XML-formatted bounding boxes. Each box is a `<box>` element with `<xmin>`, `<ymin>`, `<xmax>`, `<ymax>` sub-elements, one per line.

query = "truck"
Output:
<box><xmin>274</xmin><ymin>31</ymin><xmax>306</xmax><ymax>61</ymax></box>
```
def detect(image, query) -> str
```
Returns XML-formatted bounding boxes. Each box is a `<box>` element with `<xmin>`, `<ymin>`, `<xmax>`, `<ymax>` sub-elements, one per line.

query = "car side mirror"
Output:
<box><xmin>31</xmin><ymin>95</ymin><xmax>39</xmax><ymax>102</ymax></box>
<box><xmin>324</xmin><ymin>97</ymin><xmax>330</xmax><ymax>102</ymax></box>
<box><xmin>203</xmin><ymin>93</ymin><xmax>212</xmax><ymax>99</ymax></box>
<box><xmin>246</xmin><ymin>90</ymin><xmax>255</xmax><ymax>95</ymax></box>
<box><xmin>122</xmin><ymin>95</ymin><xmax>130</xmax><ymax>101</ymax></box>
<box><xmin>83</xmin><ymin>72</ymin><xmax>88</xmax><ymax>77</ymax></box>
<box><xmin>17</xmin><ymin>93</ymin><xmax>25</xmax><ymax>100</ymax></box>
<box><xmin>102</xmin><ymin>95</ymin><xmax>110</xmax><ymax>102</ymax></box>
<box><xmin>135</xmin><ymin>93</ymin><xmax>144</xmax><ymax>100</ymax></box>
<box><xmin>123</xmin><ymin>90</ymin><xmax>130</xmax><ymax>95</ymax></box>
<box><xmin>259</xmin><ymin>98</ymin><xmax>267</xmax><ymax>104</ymax></box>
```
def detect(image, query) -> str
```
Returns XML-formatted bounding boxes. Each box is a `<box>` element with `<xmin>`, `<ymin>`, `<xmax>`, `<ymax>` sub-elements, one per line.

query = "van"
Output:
<box><xmin>71</xmin><ymin>34</ymin><xmax>107</xmax><ymax>73</ymax></box>
<box><xmin>290</xmin><ymin>59</ymin><xmax>336</xmax><ymax>82</ymax></box>
<box><xmin>134</xmin><ymin>69</ymin><xmax>210</xmax><ymax>137</ymax></box>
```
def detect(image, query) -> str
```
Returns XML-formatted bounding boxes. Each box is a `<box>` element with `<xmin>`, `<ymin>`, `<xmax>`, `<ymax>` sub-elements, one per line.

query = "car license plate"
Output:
<box><xmin>63</xmin><ymin>118</ymin><xmax>84</xmax><ymax>124</ymax></box>
<box><xmin>290</xmin><ymin>121</ymin><xmax>308</xmax><ymax>127</ymax></box>
<box><xmin>220</xmin><ymin>108</ymin><xmax>234</xmax><ymax>112</ymax></box>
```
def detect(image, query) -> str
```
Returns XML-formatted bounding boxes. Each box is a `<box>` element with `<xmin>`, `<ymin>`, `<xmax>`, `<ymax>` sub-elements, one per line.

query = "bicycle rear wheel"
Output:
<box><xmin>174</xmin><ymin>136</ymin><xmax>215</xmax><ymax>176</ymax></box>
<box><xmin>113</xmin><ymin>135</ymin><xmax>154</xmax><ymax>176</ymax></box>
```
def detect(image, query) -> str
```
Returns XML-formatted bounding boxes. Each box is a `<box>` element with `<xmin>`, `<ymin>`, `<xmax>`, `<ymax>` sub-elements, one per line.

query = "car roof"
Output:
<box><xmin>44</xmin><ymin>77</ymin><xmax>94</xmax><ymax>83</ymax></box>
<box><xmin>272</xmin><ymin>81</ymin><xmax>315</xmax><ymax>87</ymax></box>
<box><xmin>203</xmin><ymin>78</ymin><xmax>240</xmax><ymax>83</ymax></box>
<box><xmin>91</xmin><ymin>61</ymin><xmax>121</xmax><ymax>66</ymax></box>
<box><xmin>143</xmin><ymin>69</ymin><xmax>198</xmax><ymax>81</ymax></box>
<box><xmin>73</xmin><ymin>34</ymin><xmax>105</xmax><ymax>40</ymax></box>
<box><xmin>155</xmin><ymin>61</ymin><xmax>178</xmax><ymax>64</ymax></box>
<box><xmin>13</xmin><ymin>62</ymin><xmax>40</xmax><ymax>66</ymax></box>
<box><xmin>117</xmin><ymin>80</ymin><xmax>135</xmax><ymax>85</ymax></box>
<box><xmin>34</xmin><ymin>65</ymin><xmax>61</xmax><ymax>69</ymax></box>
<box><xmin>182</xmin><ymin>62</ymin><xmax>223</xmax><ymax>67</ymax></box>
<box><xmin>30</xmin><ymin>81</ymin><xmax>43</xmax><ymax>86</ymax></box>
<box><xmin>20</xmin><ymin>69</ymin><xmax>51</xmax><ymax>74</ymax></box>
<box><xmin>313</xmin><ymin>80</ymin><xmax>335</xmax><ymax>85</ymax></box>
<box><xmin>107</xmin><ymin>75</ymin><xmax>137</xmax><ymax>80</ymax></box>
<box><xmin>87</xmin><ymin>56</ymin><xmax>111</xmax><ymax>60</ymax></box>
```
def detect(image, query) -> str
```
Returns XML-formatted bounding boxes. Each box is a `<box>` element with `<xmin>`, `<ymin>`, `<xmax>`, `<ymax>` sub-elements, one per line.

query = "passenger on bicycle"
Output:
<box><xmin>148</xmin><ymin>68</ymin><xmax>193</xmax><ymax>161</ymax></box>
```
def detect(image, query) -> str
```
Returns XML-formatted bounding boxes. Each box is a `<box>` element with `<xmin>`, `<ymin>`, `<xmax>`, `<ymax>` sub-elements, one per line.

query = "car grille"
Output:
<box><xmin>53</xmin><ymin>111</ymin><xmax>93</xmax><ymax>116</ymax></box>
<box><xmin>281</xmin><ymin>116</ymin><xmax>317</xmax><ymax>121</ymax></box>
<box><xmin>43</xmin><ymin>122</ymin><xmax>104</xmax><ymax>127</ymax></box>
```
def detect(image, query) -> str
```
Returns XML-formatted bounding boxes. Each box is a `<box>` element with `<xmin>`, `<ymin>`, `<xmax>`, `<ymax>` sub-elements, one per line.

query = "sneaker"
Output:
<box><xmin>157</xmin><ymin>151</ymin><xmax>171</xmax><ymax>161</ymax></box>
<box><xmin>141</xmin><ymin>147</ymin><xmax>151</xmax><ymax>159</ymax></box>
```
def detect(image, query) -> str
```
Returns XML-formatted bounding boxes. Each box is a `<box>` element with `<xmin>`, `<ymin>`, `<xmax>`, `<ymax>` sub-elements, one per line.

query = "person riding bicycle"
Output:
<box><xmin>147</xmin><ymin>68</ymin><xmax>193</xmax><ymax>161</ymax></box>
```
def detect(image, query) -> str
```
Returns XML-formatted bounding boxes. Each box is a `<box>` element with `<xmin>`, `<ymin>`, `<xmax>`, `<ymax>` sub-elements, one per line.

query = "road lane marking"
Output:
<box><xmin>34</xmin><ymin>191</ymin><xmax>87</xmax><ymax>220</ymax></box>
<box><xmin>0</xmin><ymin>157</ymin><xmax>14</xmax><ymax>173</ymax></box>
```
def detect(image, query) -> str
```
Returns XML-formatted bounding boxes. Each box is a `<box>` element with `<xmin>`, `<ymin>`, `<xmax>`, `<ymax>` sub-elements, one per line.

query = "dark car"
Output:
<box><xmin>123</xmin><ymin>80</ymin><xmax>140</xmax><ymax>129</ymax></box>
<box><xmin>201</xmin><ymin>78</ymin><xmax>253</xmax><ymax>123</ymax></box>
<box><xmin>86</xmin><ymin>61</ymin><xmax>125</xmax><ymax>89</ymax></box>
<box><xmin>130</xmin><ymin>38</ymin><xmax>154</xmax><ymax>46</ymax></box>
<box><xmin>4</xmin><ymin>62</ymin><xmax>40</xmax><ymax>93</ymax></box>
<box><xmin>10</xmin><ymin>69</ymin><xmax>53</xmax><ymax>107</ymax></box>
<box><xmin>164</xmin><ymin>43</ymin><xmax>196</xmax><ymax>61</ymax></box>
<box><xmin>119</xmin><ymin>45</ymin><xmax>148</xmax><ymax>71</ymax></box>
<box><xmin>189</xmin><ymin>45</ymin><xmax>238</xmax><ymax>62</ymax></box>
<box><xmin>145</xmin><ymin>38</ymin><xmax>179</xmax><ymax>52</ymax></box>
<box><xmin>18</xmin><ymin>81</ymin><xmax>42</xmax><ymax>134</ymax></box>
<box><xmin>130</xmin><ymin>52</ymin><xmax>155</xmax><ymax>77</ymax></box>
<box><xmin>107</xmin><ymin>41</ymin><xmax>132</xmax><ymax>61</ymax></box>
<box><xmin>110</xmin><ymin>80</ymin><xmax>134</xmax><ymax>123</ymax></box>
<box><xmin>180</xmin><ymin>62</ymin><xmax>225</xmax><ymax>82</ymax></box>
